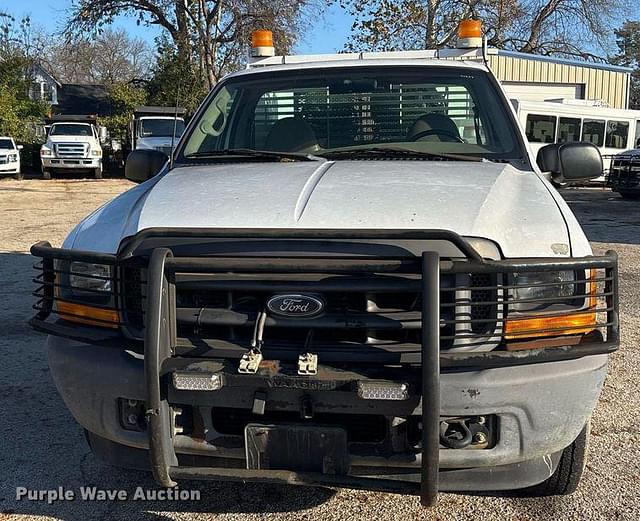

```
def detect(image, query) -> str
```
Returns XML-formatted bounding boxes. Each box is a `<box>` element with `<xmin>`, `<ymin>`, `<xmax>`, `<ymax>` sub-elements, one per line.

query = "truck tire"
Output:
<box><xmin>42</xmin><ymin>168</ymin><xmax>51</xmax><ymax>180</ymax></box>
<box><xmin>94</xmin><ymin>167</ymin><xmax>103</xmax><ymax>179</ymax></box>
<box><xmin>619</xmin><ymin>191</ymin><xmax>640</xmax><ymax>200</ymax></box>
<box><xmin>525</xmin><ymin>421</ymin><xmax>590</xmax><ymax>497</ymax></box>
<box><xmin>15</xmin><ymin>170</ymin><xmax>23</xmax><ymax>181</ymax></box>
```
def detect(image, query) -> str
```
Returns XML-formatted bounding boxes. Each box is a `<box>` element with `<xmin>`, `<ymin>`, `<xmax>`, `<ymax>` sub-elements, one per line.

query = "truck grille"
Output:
<box><xmin>119</xmin><ymin>244</ymin><xmax>504</xmax><ymax>360</ymax></box>
<box><xmin>31</xmin><ymin>235</ymin><xmax>619</xmax><ymax>367</ymax></box>
<box><xmin>54</xmin><ymin>143</ymin><xmax>87</xmax><ymax>158</ymax></box>
<box><xmin>0</xmin><ymin>155</ymin><xmax>7</xmax><ymax>165</ymax></box>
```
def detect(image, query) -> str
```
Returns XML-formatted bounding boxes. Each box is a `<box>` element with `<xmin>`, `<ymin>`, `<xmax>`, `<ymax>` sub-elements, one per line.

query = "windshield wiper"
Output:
<box><xmin>316</xmin><ymin>147</ymin><xmax>483</xmax><ymax>162</ymax></box>
<box><xmin>183</xmin><ymin>148</ymin><xmax>322</xmax><ymax>162</ymax></box>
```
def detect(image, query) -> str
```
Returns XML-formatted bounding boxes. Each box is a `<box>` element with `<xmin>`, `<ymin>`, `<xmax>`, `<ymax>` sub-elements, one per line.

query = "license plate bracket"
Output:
<box><xmin>245</xmin><ymin>423</ymin><xmax>349</xmax><ymax>475</ymax></box>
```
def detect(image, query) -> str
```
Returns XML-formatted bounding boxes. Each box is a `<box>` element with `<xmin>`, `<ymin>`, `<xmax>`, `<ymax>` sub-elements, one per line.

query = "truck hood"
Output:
<box><xmin>68</xmin><ymin>160</ymin><xmax>571</xmax><ymax>257</ymax></box>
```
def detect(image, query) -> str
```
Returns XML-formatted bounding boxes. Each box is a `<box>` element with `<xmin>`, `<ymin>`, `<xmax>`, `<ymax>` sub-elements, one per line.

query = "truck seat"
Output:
<box><xmin>407</xmin><ymin>113</ymin><xmax>461</xmax><ymax>142</ymax></box>
<box><xmin>264</xmin><ymin>118</ymin><xmax>319</xmax><ymax>152</ymax></box>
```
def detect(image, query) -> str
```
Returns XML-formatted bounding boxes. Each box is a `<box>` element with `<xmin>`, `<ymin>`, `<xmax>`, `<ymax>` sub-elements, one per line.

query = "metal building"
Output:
<box><xmin>487</xmin><ymin>49</ymin><xmax>632</xmax><ymax>109</ymax></box>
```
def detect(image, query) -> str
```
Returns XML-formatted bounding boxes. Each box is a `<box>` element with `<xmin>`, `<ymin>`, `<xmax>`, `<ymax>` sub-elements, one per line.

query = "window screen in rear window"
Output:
<box><xmin>525</xmin><ymin>114</ymin><xmax>556</xmax><ymax>143</ymax></box>
<box><xmin>557</xmin><ymin>117</ymin><xmax>581</xmax><ymax>143</ymax></box>
<box><xmin>252</xmin><ymin>83</ymin><xmax>485</xmax><ymax>150</ymax></box>
<box><xmin>582</xmin><ymin>119</ymin><xmax>605</xmax><ymax>147</ymax></box>
<box><xmin>605</xmin><ymin>120</ymin><xmax>629</xmax><ymax>149</ymax></box>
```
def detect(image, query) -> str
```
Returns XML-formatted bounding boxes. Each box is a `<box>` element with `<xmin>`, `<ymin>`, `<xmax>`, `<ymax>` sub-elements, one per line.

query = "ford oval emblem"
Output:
<box><xmin>266</xmin><ymin>294</ymin><xmax>325</xmax><ymax>318</ymax></box>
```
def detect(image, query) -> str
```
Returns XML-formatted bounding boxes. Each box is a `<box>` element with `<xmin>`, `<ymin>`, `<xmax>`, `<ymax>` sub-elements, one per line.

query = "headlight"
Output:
<box><xmin>91</xmin><ymin>149</ymin><xmax>102</xmax><ymax>157</ymax></box>
<box><xmin>69</xmin><ymin>262</ymin><xmax>112</xmax><ymax>294</ymax></box>
<box><xmin>8</xmin><ymin>154</ymin><xmax>18</xmax><ymax>162</ymax></box>
<box><xmin>54</xmin><ymin>260</ymin><xmax>118</xmax><ymax>328</ymax></box>
<box><xmin>509</xmin><ymin>271</ymin><xmax>576</xmax><ymax>313</ymax></box>
<box><xmin>40</xmin><ymin>148</ymin><xmax>52</xmax><ymax>156</ymax></box>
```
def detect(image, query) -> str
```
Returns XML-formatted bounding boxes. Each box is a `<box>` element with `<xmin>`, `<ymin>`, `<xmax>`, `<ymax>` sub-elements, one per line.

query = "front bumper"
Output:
<box><xmin>0</xmin><ymin>162</ymin><xmax>19</xmax><ymax>173</ymax></box>
<box><xmin>31</xmin><ymin>232</ymin><xmax>620</xmax><ymax>504</ymax></box>
<box><xmin>47</xmin><ymin>334</ymin><xmax>607</xmax><ymax>492</ymax></box>
<box><xmin>42</xmin><ymin>157</ymin><xmax>101</xmax><ymax>169</ymax></box>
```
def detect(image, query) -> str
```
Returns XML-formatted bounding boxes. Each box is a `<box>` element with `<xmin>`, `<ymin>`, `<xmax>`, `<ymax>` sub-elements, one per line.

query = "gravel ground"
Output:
<box><xmin>0</xmin><ymin>179</ymin><xmax>638</xmax><ymax>520</ymax></box>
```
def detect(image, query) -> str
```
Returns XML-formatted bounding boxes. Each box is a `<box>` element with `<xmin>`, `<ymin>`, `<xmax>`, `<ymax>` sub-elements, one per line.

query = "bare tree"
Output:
<box><xmin>65</xmin><ymin>0</ymin><xmax>325</xmax><ymax>89</ymax></box>
<box><xmin>43</xmin><ymin>28</ymin><xmax>152</xmax><ymax>84</ymax></box>
<box><xmin>343</xmin><ymin>0</ymin><xmax>633</xmax><ymax>59</ymax></box>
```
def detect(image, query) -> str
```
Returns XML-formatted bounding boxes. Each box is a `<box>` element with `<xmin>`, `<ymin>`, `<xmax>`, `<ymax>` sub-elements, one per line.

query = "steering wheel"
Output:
<box><xmin>410</xmin><ymin>128</ymin><xmax>464</xmax><ymax>143</ymax></box>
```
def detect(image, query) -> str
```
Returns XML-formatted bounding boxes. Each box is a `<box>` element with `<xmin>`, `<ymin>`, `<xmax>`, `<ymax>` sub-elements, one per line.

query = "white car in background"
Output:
<box><xmin>0</xmin><ymin>137</ymin><xmax>22</xmax><ymax>179</ymax></box>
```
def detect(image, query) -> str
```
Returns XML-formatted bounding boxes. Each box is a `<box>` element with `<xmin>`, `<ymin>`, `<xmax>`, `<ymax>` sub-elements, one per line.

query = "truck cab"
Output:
<box><xmin>40</xmin><ymin>118</ymin><xmax>105</xmax><ymax>179</ymax></box>
<box><xmin>131</xmin><ymin>106</ymin><xmax>186</xmax><ymax>156</ymax></box>
<box><xmin>31</xmin><ymin>24</ymin><xmax>619</xmax><ymax>506</ymax></box>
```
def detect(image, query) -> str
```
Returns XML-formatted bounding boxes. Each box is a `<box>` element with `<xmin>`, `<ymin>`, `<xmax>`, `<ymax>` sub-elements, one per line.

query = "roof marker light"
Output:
<box><xmin>251</xmin><ymin>29</ymin><xmax>275</xmax><ymax>58</ymax></box>
<box><xmin>457</xmin><ymin>20</ymin><xmax>482</xmax><ymax>49</ymax></box>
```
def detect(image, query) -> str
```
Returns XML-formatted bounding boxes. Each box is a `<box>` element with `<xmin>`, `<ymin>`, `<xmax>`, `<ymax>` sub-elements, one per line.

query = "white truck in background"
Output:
<box><xmin>40</xmin><ymin>116</ymin><xmax>107</xmax><ymax>179</ymax></box>
<box><xmin>129</xmin><ymin>106</ymin><xmax>186</xmax><ymax>156</ymax></box>
<box><xmin>0</xmin><ymin>136</ymin><xmax>23</xmax><ymax>180</ymax></box>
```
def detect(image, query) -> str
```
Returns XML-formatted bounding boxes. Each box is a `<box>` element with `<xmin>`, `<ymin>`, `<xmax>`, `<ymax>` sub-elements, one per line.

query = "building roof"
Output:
<box><xmin>53</xmin><ymin>84</ymin><xmax>113</xmax><ymax>117</ymax></box>
<box><xmin>496</xmin><ymin>49</ymin><xmax>633</xmax><ymax>74</ymax></box>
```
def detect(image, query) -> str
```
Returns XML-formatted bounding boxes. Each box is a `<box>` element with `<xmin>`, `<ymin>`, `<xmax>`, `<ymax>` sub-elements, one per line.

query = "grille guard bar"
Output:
<box><xmin>30</xmin><ymin>230</ymin><xmax>620</xmax><ymax>506</ymax></box>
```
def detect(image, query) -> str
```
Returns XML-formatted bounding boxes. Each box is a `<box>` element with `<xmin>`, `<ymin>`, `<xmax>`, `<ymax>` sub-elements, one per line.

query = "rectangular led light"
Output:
<box><xmin>357</xmin><ymin>380</ymin><xmax>409</xmax><ymax>401</ymax></box>
<box><xmin>172</xmin><ymin>371</ymin><xmax>223</xmax><ymax>391</ymax></box>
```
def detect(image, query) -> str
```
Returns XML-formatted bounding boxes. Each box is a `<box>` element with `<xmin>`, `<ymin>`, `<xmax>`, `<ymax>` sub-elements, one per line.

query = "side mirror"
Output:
<box><xmin>125</xmin><ymin>149</ymin><xmax>168</xmax><ymax>183</ymax></box>
<box><xmin>17</xmin><ymin>145</ymin><xmax>23</xmax><ymax>150</ymax></box>
<box><xmin>537</xmin><ymin>142</ymin><xmax>603</xmax><ymax>183</ymax></box>
<box><xmin>98</xmin><ymin>126</ymin><xmax>108</xmax><ymax>142</ymax></box>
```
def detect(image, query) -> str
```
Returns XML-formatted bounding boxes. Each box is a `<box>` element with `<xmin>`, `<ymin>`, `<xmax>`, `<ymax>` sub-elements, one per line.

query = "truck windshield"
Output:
<box><xmin>180</xmin><ymin>66</ymin><xmax>525</xmax><ymax>162</ymax></box>
<box><xmin>0</xmin><ymin>139</ymin><xmax>13</xmax><ymax>149</ymax></box>
<box><xmin>140</xmin><ymin>119</ymin><xmax>186</xmax><ymax>138</ymax></box>
<box><xmin>50</xmin><ymin>124</ymin><xmax>92</xmax><ymax>136</ymax></box>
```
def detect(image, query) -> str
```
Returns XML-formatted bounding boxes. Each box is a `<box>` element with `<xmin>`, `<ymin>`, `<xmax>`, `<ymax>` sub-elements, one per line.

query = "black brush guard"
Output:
<box><xmin>605</xmin><ymin>154</ymin><xmax>640</xmax><ymax>191</ymax></box>
<box><xmin>30</xmin><ymin>230</ymin><xmax>620</xmax><ymax>507</ymax></box>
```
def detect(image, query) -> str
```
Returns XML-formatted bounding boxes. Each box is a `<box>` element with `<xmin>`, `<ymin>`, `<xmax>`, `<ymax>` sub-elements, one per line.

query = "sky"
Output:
<box><xmin>0</xmin><ymin>0</ymin><xmax>353</xmax><ymax>54</ymax></box>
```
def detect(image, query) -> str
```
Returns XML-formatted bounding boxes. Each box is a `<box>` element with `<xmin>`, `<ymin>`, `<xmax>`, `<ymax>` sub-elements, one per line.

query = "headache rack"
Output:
<box><xmin>30</xmin><ymin>229</ymin><xmax>619</xmax><ymax>505</ymax></box>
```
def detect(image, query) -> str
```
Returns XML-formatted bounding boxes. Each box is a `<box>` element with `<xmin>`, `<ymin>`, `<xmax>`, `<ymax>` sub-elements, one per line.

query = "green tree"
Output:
<box><xmin>99</xmin><ymin>82</ymin><xmax>148</xmax><ymax>143</ymax></box>
<box><xmin>145</xmin><ymin>36</ymin><xmax>207</xmax><ymax>114</ymax></box>
<box><xmin>0</xmin><ymin>12</ymin><xmax>49</xmax><ymax>142</ymax></box>
<box><xmin>611</xmin><ymin>21</ymin><xmax>640</xmax><ymax>109</ymax></box>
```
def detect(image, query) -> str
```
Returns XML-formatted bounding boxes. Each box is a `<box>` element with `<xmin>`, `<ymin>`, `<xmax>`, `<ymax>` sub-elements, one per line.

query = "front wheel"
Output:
<box><xmin>94</xmin><ymin>167</ymin><xmax>103</xmax><ymax>179</ymax></box>
<box><xmin>42</xmin><ymin>168</ymin><xmax>51</xmax><ymax>180</ymax></box>
<box><xmin>526</xmin><ymin>421</ymin><xmax>590</xmax><ymax>496</ymax></box>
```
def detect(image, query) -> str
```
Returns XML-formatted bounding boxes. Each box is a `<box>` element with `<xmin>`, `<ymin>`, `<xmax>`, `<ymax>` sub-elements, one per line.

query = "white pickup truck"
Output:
<box><xmin>0</xmin><ymin>136</ymin><xmax>22</xmax><ymax>179</ymax></box>
<box><xmin>31</xmin><ymin>24</ymin><xmax>619</xmax><ymax>507</ymax></box>
<box><xmin>40</xmin><ymin>121</ymin><xmax>104</xmax><ymax>179</ymax></box>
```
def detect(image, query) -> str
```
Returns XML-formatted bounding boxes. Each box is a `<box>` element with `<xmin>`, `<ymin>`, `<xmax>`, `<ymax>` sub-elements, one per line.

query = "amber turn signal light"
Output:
<box><xmin>57</xmin><ymin>301</ymin><xmax>119</xmax><ymax>329</ymax></box>
<box><xmin>504</xmin><ymin>311</ymin><xmax>596</xmax><ymax>340</ymax></box>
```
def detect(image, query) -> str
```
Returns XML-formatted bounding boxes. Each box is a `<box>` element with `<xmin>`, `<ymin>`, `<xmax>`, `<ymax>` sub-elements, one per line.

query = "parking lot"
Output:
<box><xmin>0</xmin><ymin>179</ymin><xmax>638</xmax><ymax>521</ymax></box>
